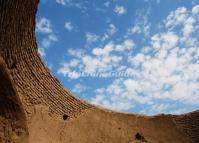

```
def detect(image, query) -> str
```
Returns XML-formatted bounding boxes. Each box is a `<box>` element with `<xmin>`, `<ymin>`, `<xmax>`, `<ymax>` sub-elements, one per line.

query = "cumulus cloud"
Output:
<box><xmin>57</xmin><ymin>39</ymin><xmax>134</xmax><ymax>78</ymax></box>
<box><xmin>58</xmin><ymin>4</ymin><xmax>199</xmax><ymax>114</ymax></box>
<box><xmin>90</xmin><ymin>5</ymin><xmax>199</xmax><ymax>114</ymax></box>
<box><xmin>115</xmin><ymin>39</ymin><xmax>135</xmax><ymax>52</ymax></box>
<box><xmin>107</xmin><ymin>24</ymin><xmax>117</xmax><ymax>35</ymax></box>
<box><xmin>192</xmin><ymin>5</ymin><xmax>199</xmax><ymax>14</ymax></box>
<box><xmin>56</xmin><ymin>0</ymin><xmax>67</xmax><ymax>5</ymax></box>
<box><xmin>41</xmin><ymin>34</ymin><xmax>58</xmax><ymax>48</ymax></box>
<box><xmin>91</xmin><ymin>79</ymin><xmax>134</xmax><ymax>111</ymax></box>
<box><xmin>165</xmin><ymin>7</ymin><xmax>188</xmax><ymax>29</ymax></box>
<box><xmin>128</xmin><ymin>9</ymin><xmax>151</xmax><ymax>37</ymax></box>
<box><xmin>64</xmin><ymin>21</ymin><xmax>73</xmax><ymax>31</ymax></box>
<box><xmin>36</xmin><ymin>18</ymin><xmax>52</xmax><ymax>33</ymax></box>
<box><xmin>164</xmin><ymin>6</ymin><xmax>198</xmax><ymax>46</ymax></box>
<box><xmin>72</xmin><ymin>83</ymin><xmax>87</xmax><ymax>94</ymax></box>
<box><xmin>130</xmin><ymin>25</ymin><xmax>142</xmax><ymax>34</ymax></box>
<box><xmin>151</xmin><ymin>32</ymin><xmax>179</xmax><ymax>50</ymax></box>
<box><xmin>55</xmin><ymin>0</ymin><xmax>86</xmax><ymax>9</ymax></box>
<box><xmin>101</xmin><ymin>24</ymin><xmax>118</xmax><ymax>41</ymax></box>
<box><xmin>86</xmin><ymin>24</ymin><xmax>118</xmax><ymax>44</ymax></box>
<box><xmin>114</xmin><ymin>5</ymin><xmax>127</xmax><ymax>15</ymax></box>
<box><xmin>38</xmin><ymin>48</ymin><xmax>46</xmax><ymax>57</ymax></box>
<box><xmin>82</xmin><ymin>43</ymin><xmax>122</xmax><ymax>73</ymax></box>
<box><xmin>86</xmin><ymin>33</ymin><xmax>99</xmax><ymax>44</ymax></box>
<box><xmin>36</xmin><ymin>17</ymin><xmax>58</xmax><ymax>58</ymax></box>
<box><xmin>183</xmin><ymin>16</ymin><xmax>195</xmax><ymax>37</ymax></box>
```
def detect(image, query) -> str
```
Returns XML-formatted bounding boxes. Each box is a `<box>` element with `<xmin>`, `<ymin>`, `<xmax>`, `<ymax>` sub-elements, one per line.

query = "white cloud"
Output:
<box><xmin>56</xmin><ymin>0</ymin><xmax>69</xmax><ymax>6</ymax></box>
<box><xmin>57</xmin><ymin>39</ymin><xmax>135</xmax><ymax>75</ymax></box>
<box><xmin>128</xmin><ymin>9</ymin><xmax>151</xmax><ymax>37</ymax></box>
<box><xmin>36</xmin><ymin>18</ymin><xmax>52</xmax><ymax>33</ymax></box>
<box><xmin>57</xmin><ymin>62</ymin><xmax>81</xmax><ymax>79</ymax></box>
<box><xmin>64</xmin><ymin>21</ymin><xmax>73</xmax><ymax>31</ymax></box>
<box><xmin>140</xmin><ymin>104</ymin><xmax>169</xmax><ymax>115</ymax></box>
<box><xmin>36</xmin><ymin>18</ymin><xmax>58</xmax><ymax>58</ymax></box>
<box><xmin>115</xmin><ymin>39</ymin><xmax>135</xmax><ymax>52</ymax></box>
<box><xmin>151</xmin><ymin>32</ymin><xmax>179</xmax><ymax>50</ymax></box>
<box><xmin>68</xmin><ymin>48</ymin><xmax>85</xmax><ymax>58</ymax></box>
<box><xmin>84</xmin><ymin>24</ymin><xmax>117</xmax><ymax>44</ymax></box>
<box><xmin>165</xmin><ymin>7</ymin><xmax>188</xmax><ymax>29</ymax></box>
<box><xmin>90</xmin><ymin>5</ymin><xmax>199</xmax><ymax>114</ymax></box>
<box><xmin>101</xmin><ymin>34</ymin><xmax>109</xmax><ymax>41</ymax></box>
<box><xmin>164</xmin><ymin>5</ymin><xmax>198</xmax><ymax>47</ymax></box>
<box><xmin>192</xmin><ymin>5</ymin><xmax>199</xmax><ymax>14</ymax></box>
<box><xmin>72</xmin><ymin>84</ymin><xmax>87</xmax><ymax>94</ymax></box>
<box><xmin>57</xmin><ymin>39</ymin><xmax>134</xmax><ymax>77</ymax></box>
<box><xmin>114</xmin><ymin>5</ymin><xmax>127</xmax><ymax>15</ymax></box>
<box><xmin>82</xmin><ymin>46</ymin><xmax>122</xmax><ymax>73</ymax></box>
<box><xmin>41</xmin><ymin>34</ymin><xmax>58</xmax><ymax>48</ymax></box>
<box><xmin>38</xmin><ymin>48</ymin><xmax>46</xmax><ymax>57</ymax></box>
<box><xmin>55</xmin><ymin>0</ymin><xmax>85</xmax><ymax>9</ymax></box>
<box><xmin>57</xmin><ymin>4</ymin><xmax>199</xmax><ymax>114</ymax></box>
<box><xmin>183</xmin><ymin>16</ymin><xmax>195</xmax><ymax>36</ymax></box>
<box><xmin>92</xmin><ymin>42</ymin><xmax>114</xmax><ymax>56</ymax></box>
<box><xmin>130</xmin><ymin>25</ymin><xmax>142</xmax><ymax>34</ymax></box>
<box><xmin>107</xmin><ymin>24</ymin><xmax>117</xmax><ymax>35</ymax></box>
<box><xmin>92</xmin><ymin>41</ymin><xmax>199</xmax><ymax>112</ymax></box>
<box><xmin>86</xmin><ymin>33</ymin><xmax>99</xmax><ymax>43</ymax></box>
<box><xmin>91</xmin><ymin>79</ymin><xmax>134</xmax><ymax>111</ymax></box>
<box><xmin>101</xmin><ymin>24</ymin><xmax>118</xmax><ymax>41</ymax></box>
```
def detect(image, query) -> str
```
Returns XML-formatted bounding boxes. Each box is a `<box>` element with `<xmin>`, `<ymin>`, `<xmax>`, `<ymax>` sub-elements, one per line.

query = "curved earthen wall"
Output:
<box><xmin>0</xmin><ymin>0</ymin><xmax>198</xmax><ymax>143</ymax></box>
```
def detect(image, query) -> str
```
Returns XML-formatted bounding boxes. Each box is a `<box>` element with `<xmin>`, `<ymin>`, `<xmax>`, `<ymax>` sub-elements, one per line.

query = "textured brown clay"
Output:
<box><xmin>0</xmin><ymin>0</ymin><xmax>198</xmax><ymax>143</ymax></box>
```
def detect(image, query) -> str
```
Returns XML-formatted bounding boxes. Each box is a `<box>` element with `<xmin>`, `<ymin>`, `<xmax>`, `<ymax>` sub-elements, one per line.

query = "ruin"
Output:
<box><xmin>0</xmin><ymin>0</ymin><xmax>199</xmax><ymax>143</ymax></box>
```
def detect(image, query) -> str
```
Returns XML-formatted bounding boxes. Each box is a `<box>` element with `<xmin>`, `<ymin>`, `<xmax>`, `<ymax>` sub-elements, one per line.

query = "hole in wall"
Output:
<box><xmin>10</xmin><ymin>63</ymin><xmax>16</xmax><ymax>69</ymax></box>
<box><xmin>135</xmin><ymin>132</ymin><xmax>147</xmax><ymax>142</ymax></box>
<box><xmin>62</xmin><ymin>114</ymin><xmax>69</xmax><ymax>120</ymax></box>
<box><xmin>135</xmin><ymin>133</ymin><xmax>143</xmax><ymax>140</ymax></box>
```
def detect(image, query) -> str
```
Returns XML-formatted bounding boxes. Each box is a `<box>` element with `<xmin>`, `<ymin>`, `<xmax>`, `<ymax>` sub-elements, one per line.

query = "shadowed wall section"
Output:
<box><xmin>0</xmin><ymin>0</ymin><xmax>198</xmax><ymax>143</ymax></box>
<box><xmin>0</xmin><ymin>57</ymin><xmax>28</xmax><ymax>143</ymax></box>
<box><xmin>172</xmin><ymin>111</ymin><xmax>199</xmax><ymax>143</ymax></box>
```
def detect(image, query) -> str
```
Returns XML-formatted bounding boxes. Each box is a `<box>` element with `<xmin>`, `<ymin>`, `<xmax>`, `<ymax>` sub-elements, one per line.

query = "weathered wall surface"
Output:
<box><xmin>0</xmin><ymin>0</ymin><xmax>198</xmax><ymax>143</ymax></box>
<box><xmin>28</xmin><ymin>107</ymin><xmax>194</xmax><ymax>143</ymax></box>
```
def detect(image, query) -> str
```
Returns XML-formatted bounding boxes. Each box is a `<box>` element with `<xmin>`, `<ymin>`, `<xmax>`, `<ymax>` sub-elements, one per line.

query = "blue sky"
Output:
<box><xmin>36</xmin><ymin>0</ymin><xmax>199</xmax><ymax>115</ymax></box>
